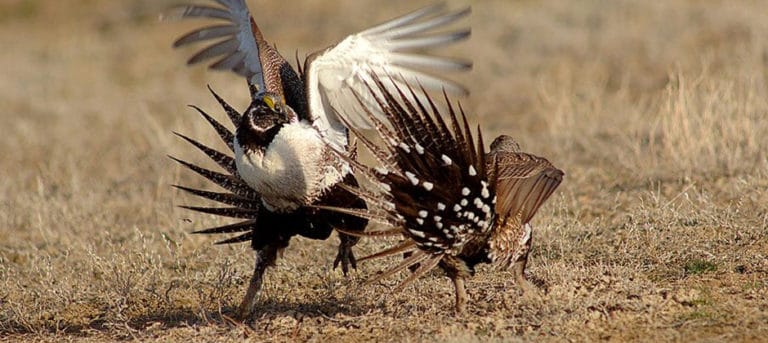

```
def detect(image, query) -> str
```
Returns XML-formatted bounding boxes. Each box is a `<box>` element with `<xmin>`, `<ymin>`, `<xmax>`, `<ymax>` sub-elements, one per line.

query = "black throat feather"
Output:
<box><xmin>235</xmin><ymin>103</ymin><xmax>287</xmax><ymax>153</ymax></box>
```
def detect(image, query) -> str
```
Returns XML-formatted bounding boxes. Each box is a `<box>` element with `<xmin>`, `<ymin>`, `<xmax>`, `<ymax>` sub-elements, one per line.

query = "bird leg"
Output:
<box><xmin>324</xmin><ymin>175</ymin><xmax>366</xmax><ymax>276</ymax></box>
<box><xmin>512</xmin><ymin>253</ymin><xmax>540</xmax><ymax>295</ymax></box>
<box><xmin>512</xmin><ymin>224</ymin><xmax>540</xmax><ymax>295</ymax></box>
<box><xmin>333</xmin><ymin>233</ymin><xmax>358</xmax><ymax>275</ymax></box>
<box><xmin>451</xmin><ymin>275</ymin><xmax>468</xmax><ymax>314</ymax></box>
<box><xmin>237</xmin><ymin>245</ymin><xmax>278</xmax><ymax>320</ymax></box>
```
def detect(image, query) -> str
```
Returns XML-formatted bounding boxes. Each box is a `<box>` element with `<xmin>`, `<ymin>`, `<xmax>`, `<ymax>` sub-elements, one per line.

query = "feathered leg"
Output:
<box><xmin>451</xmin><ymin>276</ymin><xmax>468</xmax><ymax>314</ymax></box>
<box><xmin>512</xmin><ymin>254</ymin><xmax>537</xmax><ymax>294</ymax></box>
<box><xmin>237</xmin><ymin>244</ymin><xmax>279</xmax><ymax>320</ymax></box>
<box><xmin>512</xmin><ymin>228</ymin><xmax>540</xmax><ymax>295</ymax></box>
<box><xmin>442</xmin><ymin>256</ymin><xmax>471</xmax><ymax>314</ymax></box>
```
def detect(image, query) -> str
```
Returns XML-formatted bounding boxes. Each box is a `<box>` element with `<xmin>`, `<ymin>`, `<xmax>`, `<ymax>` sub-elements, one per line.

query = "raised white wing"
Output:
<box><xmin>170</xmin><ymin>1</ymin><xmax>471</xmax><ymax>151</ymax></box>
<box><xmin>171</xmin><ymin>0</ymin><xmax>267</xmax><ymax>92</ymax></box>
<box><xmin>305</xmin><ymin>3</ymin><xmax>472</xmax><ymax>150</ymax></box>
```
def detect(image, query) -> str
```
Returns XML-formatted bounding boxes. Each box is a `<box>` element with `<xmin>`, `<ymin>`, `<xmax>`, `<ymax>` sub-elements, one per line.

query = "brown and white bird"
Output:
<box><xmin>170</xmin><ymin>0</ymin><xmax>471</xmax><ymax>318</ymax></box>
<box><xmin>318</xmin><ymin>76</ymin><xmax>564</xmax><ymax>313</ymax></box>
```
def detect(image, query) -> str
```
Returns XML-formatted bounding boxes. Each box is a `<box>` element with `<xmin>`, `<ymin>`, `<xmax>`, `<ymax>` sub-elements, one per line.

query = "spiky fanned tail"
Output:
<box><xmin>171</xmin><ymin>87</ymin><xmax>263</xmax><ymax>245</ymax></box>
<box><xmin>321</xmin><ymin>75</ymin><xmax>496</xmax><ymax>290</ymax></box>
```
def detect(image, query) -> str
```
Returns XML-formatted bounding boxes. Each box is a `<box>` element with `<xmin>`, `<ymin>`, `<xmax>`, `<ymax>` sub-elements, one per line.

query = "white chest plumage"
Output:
<box><xmin>234</xmin><ymin>120</ymin><xmax>349</xmax><ymax>212</ymax></box>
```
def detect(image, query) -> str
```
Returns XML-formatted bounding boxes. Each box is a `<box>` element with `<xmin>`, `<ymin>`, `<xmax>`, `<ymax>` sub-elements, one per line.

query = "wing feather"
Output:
<box><xmin>369</xmin><ymin>8</ymin><xmax>471</xmax><ymax>39</ymax></box>
<box><xmin>389</xmin><ymin>53</ymin><xmax>472</xmax><ymax>72</ymax></box>
<box><xmin>175</xmin><ymin>5</ymin><xmax>230</xmax><ymax>21</ymax></box>
<box><xmin>490</xmin><ymin>152</ymin><xmax>564</xmax><ymax>224</ymax></box>
<box><xmin>172</xmin><ymin>0</ymin><xmax>266</xmax><ymax>90</ymax></box>
<box><xmin>382</xmin><ymin>31</ymin><xmax>471</xmax><ymax>51</ymax></box>
<box><xmin>360</xmin><ymin>3</ymin><xmax>447</xmax><ymax>35</ymax></box>
<box><xmin>172</xmin><ymin>2</ymin><xmax>470</xmax><ymax>152</ymax></box>
<box><xmin>174</xmin><ymin>25</ymin><xmax>239</xmax><ymax>47</ymax></box>
<box><xmin>305</xmin><ymin>4</ymin><xmax>471</xmax><ymax>150</ymax></box>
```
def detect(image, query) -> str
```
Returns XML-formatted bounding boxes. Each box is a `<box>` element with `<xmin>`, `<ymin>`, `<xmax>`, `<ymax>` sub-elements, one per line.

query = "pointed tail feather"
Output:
<box><xmin>193</xmin><ymin>219</ymin><xmax>258</xmax><ymax>235</ymax></box>
<box><xmin>188</xmin><ymin>105</ymin><xmax>235</xmax><ymax>152</ymax></box>
<box><xmin>173</xmin><ymin>132</ymin><xmax>237</xmax><ymax>175</ymax></box>
<box><xmin>179</xmin><ymin>205</ymin><xmax>259</xmax><ymax>219</ymax></box>
<box><xmin>173</xmin><ymin>185</ymin><xmax>258</xmax><ymax>209</ymax></box>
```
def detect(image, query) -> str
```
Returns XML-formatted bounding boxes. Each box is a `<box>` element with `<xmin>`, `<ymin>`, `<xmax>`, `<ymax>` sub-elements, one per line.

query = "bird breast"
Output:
<box><xmin>234</xmin><ymin>121</ymin><xmax>348</xmax><ymax>212</ymax></box>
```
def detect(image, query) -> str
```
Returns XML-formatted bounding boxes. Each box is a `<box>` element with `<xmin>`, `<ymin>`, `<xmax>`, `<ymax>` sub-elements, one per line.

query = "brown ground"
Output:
<box><xmin>1</xmin><ymin>0</ymin><xmax>767</xmax><ymax>342</ymax></box>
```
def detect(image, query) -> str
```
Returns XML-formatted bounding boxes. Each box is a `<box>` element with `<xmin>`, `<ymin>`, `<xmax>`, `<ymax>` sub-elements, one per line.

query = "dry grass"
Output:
<box><xmin>2</xmin><ymin>0</ymin><xmax>767</xmax><ymax>341</ymax></box>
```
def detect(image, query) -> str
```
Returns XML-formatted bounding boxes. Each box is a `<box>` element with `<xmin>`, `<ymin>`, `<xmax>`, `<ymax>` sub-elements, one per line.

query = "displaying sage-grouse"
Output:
<box><xmin>318</xmin><ymin>76</ymin><xmax>564</xmax><ymax>313</ymax></box>
<box><xmin>170</xmin><ymin>0</ymin><xmax>471</xmax><ymax>318</ymax></box>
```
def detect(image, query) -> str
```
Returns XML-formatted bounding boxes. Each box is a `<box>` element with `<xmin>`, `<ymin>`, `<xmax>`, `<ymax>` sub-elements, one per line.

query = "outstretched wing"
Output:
<box><xmin>304</xmin><ymin>3</ymin><xmax>472</xmax><ymax>150</ymax></box>
<box><xmin>170</xmin><ymin>1</ymin><xmax>471</xmax><ymax>151</ymax></box>
<box><xmin>171</xmin><ymin>0</ymin><xmax>307</xmax><ymax>116</ymax></box>
<box><xmin>171</xmin><ymin>0</ymin><xmax>266</xmax><ymax>90</ymax></box>
<box><xmin>487</xmin><ymin>151</ymin><xmax>564</xmax><ymax>225</ymax></box>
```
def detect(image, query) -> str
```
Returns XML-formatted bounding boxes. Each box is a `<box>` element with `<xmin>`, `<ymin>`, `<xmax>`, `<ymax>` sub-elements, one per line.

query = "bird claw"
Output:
<box><xmin>333</xmin><ymin>245</ymin><xmax>357</xmax><ymax>276</ymax></box>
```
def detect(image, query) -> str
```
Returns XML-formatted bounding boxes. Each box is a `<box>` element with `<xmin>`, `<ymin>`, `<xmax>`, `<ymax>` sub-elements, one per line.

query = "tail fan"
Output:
<box><xmin>172</xmin><ymin>87</ymin><xmax>262</xmax><ymax>245</ymax></box>
<box><xmin>321</xmin><ymin>74</ymin><xmax>495</xmax><ymax>290</ymax></box>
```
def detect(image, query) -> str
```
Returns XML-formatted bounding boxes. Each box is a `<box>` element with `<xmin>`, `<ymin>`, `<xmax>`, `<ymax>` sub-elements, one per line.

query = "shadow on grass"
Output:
<box><xmin>1</xmin><ymin>297</ymin><xmax>366</xmax><ymax>337</ymax></box>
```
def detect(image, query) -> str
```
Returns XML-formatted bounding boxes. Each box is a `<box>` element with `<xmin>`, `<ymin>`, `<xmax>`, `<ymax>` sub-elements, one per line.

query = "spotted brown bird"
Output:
<box><xmin>318</xmin><ymin>76</ymin><xmax>564</xmax><ymax>313</ymax></box>
<box><xmin>169</xmin><ymin>0</ymin><xmax>471</xmax><ymax>318</ymax></box>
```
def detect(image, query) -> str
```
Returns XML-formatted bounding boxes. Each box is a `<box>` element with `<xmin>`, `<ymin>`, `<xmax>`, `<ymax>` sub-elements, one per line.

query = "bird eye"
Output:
<box><xmin>263</xmin><ymin>95</ymin><xmax>284</xmax><ymax>113</ymax></box>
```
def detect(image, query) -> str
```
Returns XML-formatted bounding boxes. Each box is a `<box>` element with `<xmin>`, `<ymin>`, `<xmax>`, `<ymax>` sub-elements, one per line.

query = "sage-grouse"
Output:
<box><xmin>170</xmin><ymin>0</ymin><xmax>471</xmax><ymax>318</ymax></box>
<box><xmin>318</xmin><ymin>76</ymin><xmax>564</xmax><ymax>313</ymax></box>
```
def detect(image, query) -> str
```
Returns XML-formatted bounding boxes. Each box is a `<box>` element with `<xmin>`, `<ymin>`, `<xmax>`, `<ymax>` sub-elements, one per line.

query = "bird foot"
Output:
<box><xmin>512</xmin><ymin>258</ymin><xmax>542</xmax><ymax>298</ymax></box>
<box><xmin>514</xmin><ymin>275</ymin><xmax>543</xmax><ymax>300</ymax></box>
<box><xmin>333</xmin><ymin>244</ymin><xmax>357</xmax><ymax>276</ymax></box>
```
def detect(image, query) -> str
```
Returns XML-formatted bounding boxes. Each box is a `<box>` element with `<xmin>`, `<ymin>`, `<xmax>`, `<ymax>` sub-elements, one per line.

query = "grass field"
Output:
<box><xmin>1</xmin><ymin>0</ymin><xmax>767</xmax><ymax>341</ymax></box>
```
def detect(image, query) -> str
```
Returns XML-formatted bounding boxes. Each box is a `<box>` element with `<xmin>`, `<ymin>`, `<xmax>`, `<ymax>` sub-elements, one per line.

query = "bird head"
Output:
<box><xmin>490</xmin><ymin>135</ymin><xmax>521</xmax><ymax>153</ymax></box>
<box><xmin>236</xmin><ymin>92</ymin><xmax>292</xmax><ymax>152</ymax></box>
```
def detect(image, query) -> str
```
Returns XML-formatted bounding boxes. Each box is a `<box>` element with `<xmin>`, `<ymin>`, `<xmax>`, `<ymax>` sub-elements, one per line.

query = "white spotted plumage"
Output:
<box><xmin>441</xmin><ymin>154</ymin><xmax>453</xmax><ymax>165</ymax></box>
<box><xmin>405</xmin><ymin>171</ymin><xmax>419</xmax><ymax>185</ymax></box>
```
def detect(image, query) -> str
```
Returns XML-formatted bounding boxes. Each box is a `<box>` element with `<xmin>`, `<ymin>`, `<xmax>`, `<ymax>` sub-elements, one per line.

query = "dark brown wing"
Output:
<box><xmin>487</xmin><ymin>151</ymin><xmax>564</xmax><ymax>224</ymax></box>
